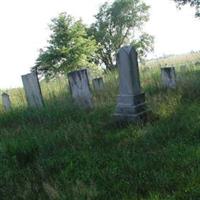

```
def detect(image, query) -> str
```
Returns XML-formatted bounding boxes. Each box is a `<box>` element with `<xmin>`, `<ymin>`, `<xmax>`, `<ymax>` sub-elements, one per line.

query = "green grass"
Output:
<box><xmin>1</xmin><ymin>55</ymin><xmax>200</xmax><ymax>199</ymax></box>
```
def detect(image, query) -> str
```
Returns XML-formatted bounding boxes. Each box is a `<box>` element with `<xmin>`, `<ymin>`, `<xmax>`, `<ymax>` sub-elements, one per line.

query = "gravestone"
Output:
<box><xmin>21</xmin><ymin>71</ymin><xmax>44</xmax><ymax>108</ymax></box>
<box><xmin>113</xmin><ymin>45</ymin><xmax>148</xmax><ymax>122</ymax></box>
<box><xmin>92</xmin><ymin>77</ymin><xmax>104</xmax><ymax>91</ymax></box>
<box><xmin>195</xmin><ymin>61</ymin><xmax>200</xmax><ymax>66</ymax></box>
<box><xmin>2</xmin><ymin>93</ymin><xmax>11</xmax><ymax>111</ymax></box>
<box><xmin>68</xmin><ymin>69</ymin><xmax>93</xmax><ymax>108</ymax></box>
<box><xmin>161</xmin><ymin>67</ymin><xmax>176</xmax><ymax>88</ymax></box>
<box><xmin>180</xmin><ymin>65</ymin><xmax>187</xmax><ymax>72</ymax></box>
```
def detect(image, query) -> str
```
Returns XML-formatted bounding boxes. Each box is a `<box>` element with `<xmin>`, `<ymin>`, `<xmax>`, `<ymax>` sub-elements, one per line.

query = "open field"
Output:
<box><xmin>1</xmin><ymin>52</ymin><xmax>200</xmax><ymax>199</ymax></box>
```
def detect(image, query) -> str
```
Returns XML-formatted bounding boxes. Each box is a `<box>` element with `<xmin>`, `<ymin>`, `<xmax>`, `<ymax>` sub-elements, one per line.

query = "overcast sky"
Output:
<box><xmin>0</xmin><ymin>0</ymin><xmax>200</xmax><ymax>89</ymax></box>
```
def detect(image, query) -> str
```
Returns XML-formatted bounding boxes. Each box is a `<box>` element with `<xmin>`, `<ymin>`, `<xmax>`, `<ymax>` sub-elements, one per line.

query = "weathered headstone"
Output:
<box><xmin>68</xmin><ymin>69</ymin><xmax>93</xmax><ymax>108</ymax></box>
<box><xmin>21</xmin><ymin>71</ymin><xmax>44</xmax><ymax>108</ymax></box>
<box><xmin>180</xmin><ymin>64</ymin><xmax>187</xmax><ymax>72</ymax></box>
<box><xmin>92</xmin><ymin>77</ymin><xmax>104</xmax><ymax>91</ymax></box>
<box><xmin>161</xmin><ymin>67</ymin><xmax>176</xmax><ymax>88</ymax></box>
<box><xmin>2</xmin><ymin>93</ymin><xmax>11</xmax><ymax>111</ymax></box>
<box><xmin>195</xmin><ymin>61</ymin><xmax>200</xmax><ymax>66</ymax></box>
<box><xmin>113</xmin><ymin>46</ymin><xmax>148</xmax><ymax>122</ymax></box>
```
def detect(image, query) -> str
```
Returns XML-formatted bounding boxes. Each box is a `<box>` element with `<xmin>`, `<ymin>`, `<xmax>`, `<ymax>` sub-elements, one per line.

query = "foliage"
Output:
<box><xmin>33</xmin><ymin>0</ymin><xmax>154</xmax><ymax>76</ymax></box>
<box><xmin>88</xmin><ymin>0</ymin><xmax>154</xmax><ymax>70</ymax></box>
<box><xmin>174</xmin><ymin>0</ymin><xmax>200</xmax><ymax>17</ymax></box>
<box><xmin>33</xmin><ymin>13</ymin><xmax>98</xmax><ymax>79</ymax></box>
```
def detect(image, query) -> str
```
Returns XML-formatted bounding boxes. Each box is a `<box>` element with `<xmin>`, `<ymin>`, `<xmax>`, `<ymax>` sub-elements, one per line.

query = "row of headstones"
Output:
<box><xmin>1</xmin><ymin>45</ymin><xmax>178</xmax><ymax>122</ymax></box>
<box><xmin>1</xmin><ymin>71</ymin><xmax>104</xmax><ymax>111</ymax></box>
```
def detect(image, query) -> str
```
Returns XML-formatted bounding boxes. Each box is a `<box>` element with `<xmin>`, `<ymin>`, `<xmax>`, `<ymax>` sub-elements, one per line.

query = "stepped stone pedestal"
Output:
<box><xmin>161</xmin><ymin>67</ymin><xmax>176</xmax><ymax>88</ymax></box>
<box><xmin>21</xmin><ymin>71</ymin><xmax>44</xmax><ymax>108</ymax></box>
<box><xmin>113</xmin><ymin>46</ymin><xmax>148</xmax><ymax>122</ymax></box>
<box><xmin>68</xmin><ymin>69</ymin><xmax>93</xmax><ymax>108</ymax></box>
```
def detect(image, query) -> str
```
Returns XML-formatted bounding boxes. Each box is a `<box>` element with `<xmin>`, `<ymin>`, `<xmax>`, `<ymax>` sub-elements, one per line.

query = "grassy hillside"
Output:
<box><xmin>1</xmin><ymin>53</ymin><xmax>200</xmax><ymax>199</ymax></box>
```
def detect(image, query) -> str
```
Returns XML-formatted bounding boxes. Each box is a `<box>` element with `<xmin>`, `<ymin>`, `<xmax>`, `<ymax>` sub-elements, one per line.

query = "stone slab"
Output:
<box><xmin>68</xmin><ymin>69</ymin><xmax>93</xmax><ymax>108</ymax></box>
<box><xmin>92</xmin><ymin>77</ymin><xmax>104</xmax><ymax>91</ymax></box>
<box><xmin>161</xmin><ymin>67</ymin><xmax>176</xmax><ymax>88</ymax></box>
<box><xmin>2</xmin><ymin>93</ymin><xmax>11</xmax><ymax>111</ymax></box>
<box><xmin>22</xmin><ymin>72</ymin><xmax>44</xmax><ymax>108</ymax></box>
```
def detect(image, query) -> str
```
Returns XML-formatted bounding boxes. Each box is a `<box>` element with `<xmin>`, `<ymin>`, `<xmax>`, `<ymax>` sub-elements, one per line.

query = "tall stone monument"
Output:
<box><xmin>68</xmin><ymin>69</ymin><xmax>93</xmax><ymax>108</ymax></box>
<box><xmin>161</xmin><ymin>67</ymin><xmax>176</xmax><ymax>88</ymax></box>
<box><xmin>21</xmin><ymin>71</ymin><xmax>44</xmax><ymax>108</ymax></box>
<box><xmin>2</xmin><ymin>93</ymin><xmax>11</xmax><ymax>111</ymax></box>
<box><xmin>113</xmin><ymin>46</ymin><xmax>148</xmax><ymax>122</ymax></box>
<box><xmin>92</xmin><ymin>77</ymin><xmax>104</xmax><ymax>91</ymax></box>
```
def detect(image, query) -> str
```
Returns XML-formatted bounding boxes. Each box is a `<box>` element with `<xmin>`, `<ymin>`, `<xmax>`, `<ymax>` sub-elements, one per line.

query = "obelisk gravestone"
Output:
<box><xmin>113</xmin><ymin>46</ymin><xmax>148</xmax><ymax>122</ymax></box>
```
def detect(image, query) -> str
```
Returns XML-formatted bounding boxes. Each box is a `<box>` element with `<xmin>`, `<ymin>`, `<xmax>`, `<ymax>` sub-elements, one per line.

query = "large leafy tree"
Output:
<box><xmin>89</xmin><ymin>0</ymin><xmax>154</xmax><ymax>70</ymax></box>
<box><xmin>174</xmin><ymin>0</ymin><xmax>200</xmax><ymax>17</ymax></box>
<box><xmin>33</xmin><ymin>13</ymin><xmax>98</xmax><ymax>78</ymax></box>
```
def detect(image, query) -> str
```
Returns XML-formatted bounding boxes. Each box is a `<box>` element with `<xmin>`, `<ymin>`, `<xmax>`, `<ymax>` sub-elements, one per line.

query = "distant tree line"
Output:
<box><xmin>33</xmin><ymin>0</ymin><xmax>154</xmax><ymax>78</ymax></box>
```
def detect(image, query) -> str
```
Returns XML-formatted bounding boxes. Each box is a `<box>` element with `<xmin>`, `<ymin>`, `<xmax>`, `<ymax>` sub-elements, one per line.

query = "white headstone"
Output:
<box><xmin>161</xmin><ymin>67</ymin><xmax>176</xmax><ymax>88</ymax></box>
<box><xmin>92</xmin><ymin>77</ymin><xmax>104</xmax><ymax>91</ymax></box>
<box><xmin>2</xmin><ymin>93</ymin><xmax>11</xmax><ymax>111</ymax></box>
<box><xmin>114</xmin><ymin>46</ymin><xmax>148</xmax><ymax>122</ymax></box>
<box><xmin>21</xmin><ymin>71</ymin><xmax>44</xmax><ymax>108</ymax></box>
<box><xmin>68</xmin><ymin>69</ymin><xmax>93</xmax><ymax>108</ymax></box>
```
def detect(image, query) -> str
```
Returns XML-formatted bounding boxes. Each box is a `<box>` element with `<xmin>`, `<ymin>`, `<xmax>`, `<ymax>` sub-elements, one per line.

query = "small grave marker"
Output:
<box><xmin>2</xmin><ymin>93</ymin><xmax>11</xmax><ymax>111</ymax></box>
<box><xmin>92</xmin><ymin>77</ymin><xmax>104</xmax><ymax>91</ymax></box>
<box><xmin>161</xmin><ymin>67</ymin><xmax>176</xmax><ymax>88</ymax></box>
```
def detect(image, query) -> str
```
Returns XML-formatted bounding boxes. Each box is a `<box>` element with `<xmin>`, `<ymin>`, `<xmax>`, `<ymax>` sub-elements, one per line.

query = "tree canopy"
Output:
<box><xmin>34</xmin><ymin>0</ymin><xmax>154</xmax><ymax>77</ymax></box>
<box><xmin>174</xmin><ymin>0</ymin><xmax>200</xmax><ymax>17</ymax></box>
<box><xmin>89</xmin><ymin>0</ymin><xmax>154</xmax><ymax>70</ymax></box>
<box><xmin>33</xmin><ymin>13</ymin><xmax>98</xmax><ymax>78</ymax></box>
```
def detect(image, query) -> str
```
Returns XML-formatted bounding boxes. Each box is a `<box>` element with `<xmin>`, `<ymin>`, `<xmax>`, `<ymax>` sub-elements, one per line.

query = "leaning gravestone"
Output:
<box><xmin>113</xmin><ymin>45</ymin><xmax>148</xmax><ymax>122</ymax></box>
<box><xmin>92</xmin><ymin>77</ymin><xmax>104</xmax><ymax>91</ymax></box>
<box><xmin>2</xmin><ymin>93</ymin><xmax>11</xmax><ymax>111</ymax></box>
<box><xmin>161</xmin><ymin>67</ymin><xmax>176</xmax><ymax>88</ymax></box>
<box><xmin>68</xmin><ymin>69</ymin><xmax>93</xmax><ymax>108</ymax></box>
<box><xmin>21</xmin><ymin>71</ymin><xmax>44</xmax><ymax>108</ymax></box>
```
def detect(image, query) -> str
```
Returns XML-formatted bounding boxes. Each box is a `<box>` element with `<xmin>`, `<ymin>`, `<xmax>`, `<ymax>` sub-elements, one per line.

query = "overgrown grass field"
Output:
<box><xmin>1</xmin><ymin>53</ymin><xmax>200</xmax><ymax>199</ymax></box>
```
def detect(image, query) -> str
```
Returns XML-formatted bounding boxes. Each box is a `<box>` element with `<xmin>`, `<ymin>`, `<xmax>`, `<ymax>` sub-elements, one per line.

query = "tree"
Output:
<box><xmin>174</xmin><ymin>0</ymin><xmax>200</xmax><ymax>17</ymax></box>
<box><xmin>88</xmin><ymin>0</ymin><xmax>154</xmax><ymax>70</ymax></box>
<box><xmin>33</xmin><ymin>13</ymin><xmax>98</xmax><ymax>78</ymax></box>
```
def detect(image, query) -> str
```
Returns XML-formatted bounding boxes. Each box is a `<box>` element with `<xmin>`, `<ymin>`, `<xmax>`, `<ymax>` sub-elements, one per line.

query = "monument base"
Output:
<box><xmin>113</xmin><ymin>93</ymin><xmax>148</xmax><ymax>122</ymax></box>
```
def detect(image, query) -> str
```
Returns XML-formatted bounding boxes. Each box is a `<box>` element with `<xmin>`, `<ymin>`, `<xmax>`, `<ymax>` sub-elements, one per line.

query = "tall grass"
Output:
<box><xmin>1</xmin><ymin>52</ymin><xmax>200</xmax><ymax>199</ymax></box>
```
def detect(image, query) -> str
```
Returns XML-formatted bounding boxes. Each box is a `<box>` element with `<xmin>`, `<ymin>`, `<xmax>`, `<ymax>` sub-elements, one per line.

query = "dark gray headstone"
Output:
<box><xmin>161</xmin><ymin>67</ymin><xmax>176</xmax><ymax>88</ymax></box>
<box><xmin>2</xmin><ymin>93</ymin><xmax>11</xmax><ymax>111</ymax></box>
<box><xmin>68</xmin><ymin>69</ymin><xmax>93</xmax><ymax>108</ymax></box>
<box><xmin>21</xmin><ymin>72</ymin><xmax>44</xmax><ymax>108</ymax></box>
<box><xmin>113</xmin><ymin>46</ymin><xmax>148</xmax><ymax>122</ymax></box>
<box><xmin>195</xmin><ymin>61</ymin><xmax>200</xmax><ymax>66</ymax></box>
<box><xmin>92</xmin><ymin>77</ymin><xmax>104</xmax><ymax>91</ymax></box>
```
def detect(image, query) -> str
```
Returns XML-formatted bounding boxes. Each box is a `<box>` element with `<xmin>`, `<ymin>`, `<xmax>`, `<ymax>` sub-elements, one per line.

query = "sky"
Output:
<box><xmin>0</xmin><ymin>0</ymin><xmax>200</xmax><ymax>89</ymax></box>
